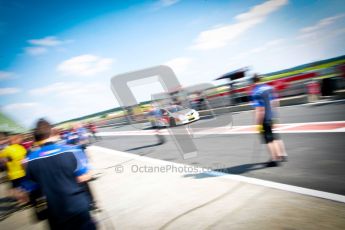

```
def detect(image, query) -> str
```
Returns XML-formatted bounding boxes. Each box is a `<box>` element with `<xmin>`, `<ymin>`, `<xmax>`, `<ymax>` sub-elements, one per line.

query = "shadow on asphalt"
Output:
<box><xmin>0</xmin><ymin>197</ymin><xmax>17</xmax><ymax>211</ymax></box>
<box><xmin>184</xmin><ymin>162</ymin><xmax>268</xmax><ymax>179</ymax></box>
<box><xmin>125</xmin><ymin>140</ymin><xmax>165</xmax><ymax>152</ymax></box>
<box><xmin>0</xmin><ymin>197</ymin><xmax>20</xmax><ymax>221</ymax></box>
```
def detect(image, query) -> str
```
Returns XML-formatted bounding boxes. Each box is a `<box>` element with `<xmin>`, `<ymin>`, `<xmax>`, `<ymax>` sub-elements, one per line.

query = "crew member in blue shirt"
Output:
<box><xmin>66</xmin><ymin>124</ymin><xmax>90</xmax><ymax>150</ymax></box>
<box><xmin>251</xmin><ymin>74</ymin><xmax>288</xmax><ymax>167</ymax></box>
<box><xmin>26</xmin><ymin>119</ymin><xmax>96</xmax><ymax>230</ymax></box>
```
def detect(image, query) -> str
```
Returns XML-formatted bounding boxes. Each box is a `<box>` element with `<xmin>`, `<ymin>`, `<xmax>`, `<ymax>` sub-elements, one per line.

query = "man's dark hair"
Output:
<box><xmin>34</xmin><ymin>118</ymin><xmax>52</xmax><ymax>141</ymax></box>
<box><xmin>252</xmin><ymin>74</ymin><xmax>260</xmax><ymax>83</ymax></box>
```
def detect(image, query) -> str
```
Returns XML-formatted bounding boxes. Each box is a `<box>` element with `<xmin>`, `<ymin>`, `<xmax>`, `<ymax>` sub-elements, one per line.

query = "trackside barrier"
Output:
<box><xmin>198</xmin><ymin>95</ymin><xmax>308</xmax><ymax>117</ymax></box>
<box><xmin>98</xmin><ymin>95</ymin><xmax>310</xmax><ymax>127</ymax></box>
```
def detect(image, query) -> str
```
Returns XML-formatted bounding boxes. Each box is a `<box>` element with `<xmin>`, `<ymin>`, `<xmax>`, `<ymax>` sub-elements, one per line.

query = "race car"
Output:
<box><xmin>149</xmin><ymin>105</ymin><xmax>200</xmax><ymax>127</ymax></box>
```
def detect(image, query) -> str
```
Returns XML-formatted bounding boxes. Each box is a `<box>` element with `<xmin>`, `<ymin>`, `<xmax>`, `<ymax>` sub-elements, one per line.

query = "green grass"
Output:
<box><xmin>0</xmin><ymin>111</ymin><xmax>27</xmax><ymax>133</ymax></box>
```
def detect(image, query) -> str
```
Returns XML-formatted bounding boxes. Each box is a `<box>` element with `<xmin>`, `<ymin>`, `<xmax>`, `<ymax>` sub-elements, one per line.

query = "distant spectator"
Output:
<box><xmin>21</xmin><ymin>133</ymin><xmax>34</xmax><ymax>151</ymax></box>
<box><xmin>149</xmin><ymin>107</ymin><xmax>166</xmax><ymax>145</ymax></box>
<box><xmin>0</xmin><ymin>132</ymin><xmax>9</xmax><ymax>151</ymax></box>
<box><xmin>87</xmin><ymin>123</ymin><xmax>101</xmax><ymax>141</ymax></box>
<box><xmin>66</xmin><ymin>124</ymin><xmax>90</xmax><ymax>150</ymax></box>
<box><xmin>307</xmin><ymin>80</ymin><xmax>320</xmax><ymax>103</ymax></box>
<box><xmin>0</xmin><ymin>132</ymin><xmax>9</xmax><ymax>172</ymax></box>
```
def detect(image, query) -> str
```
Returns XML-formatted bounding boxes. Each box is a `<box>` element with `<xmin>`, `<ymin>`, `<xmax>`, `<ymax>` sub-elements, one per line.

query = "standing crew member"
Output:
<box><xmin>26</xmin><ymin>119</ymin><xmax>96</xmax><ymax>230</ymax></box>
<box><xmin>251</xmin><ymin>74</ymin><xmax>288</xmax><ymax>167</ymax></box>
<box><xmin>149</xmin><ymin>107</ymin><xmax>166</xmax><ymax>145</ymax></box>
<box><xmin>0</xmin><ymin>134</ymin><xmax>28</xmax><ymax>203</ymax></box>
<box><xmin>64</xmin><ymin>124</ymin><xmax>98</xmax><ymax>210</ymax></box>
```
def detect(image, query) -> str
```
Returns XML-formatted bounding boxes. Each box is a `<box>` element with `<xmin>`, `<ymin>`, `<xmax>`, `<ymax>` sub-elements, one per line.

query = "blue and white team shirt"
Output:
<box><xmin>26</xmin><ymin>142</ymin><xmax>90</xmax><ymax>223</ymax></box>
<box><xmin>251</xmin><ymin>84</ymin><xmax>277</xmax><ymax>122</ymax></box>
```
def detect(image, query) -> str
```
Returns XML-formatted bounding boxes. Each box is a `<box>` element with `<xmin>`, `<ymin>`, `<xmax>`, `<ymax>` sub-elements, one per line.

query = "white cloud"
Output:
<box><xmin>250</xmin><ymin>39</ymin><xmax>285</xmax><ymax>53</ymax></box>
<box><xmin>2</xmin><ymin>102</ymin><xmax>39</xmax><ymax>111</ymax></box>
<box><xmin>159</xmin><ymin>0</ymin><xmax>180</xmax><ymax>7</ymax></box>
<box><xmin>25</xmin><ymin>46</ymin><xmax>48</xmax><ymax>56</ymax></box>
<box><xmin>225</xmin><ymin>38</ymin><xmax>285</xmax><ymax>66</ymax></box>
<box><xmin>29</xmin><ymin>81</ymin><xmax>107</xmax><ymax>97</ymax></box>
<box><xmin>190</xmin><ymin>0</ymin><xmax>288</xmax><ymax>50</ymax></box>
<box><xmin>57</xmin><ymin>54</ymin><xmax>114</xmax><ymax>77</ymax></box>
<box><xmin>29</xmin><ymin>82</ymin><xmax>77</xmax><ymax>96</ymax></box>
<box><xmin>28</xmin><ymin>36</ymin><xmax>66</xmax><ymax>47</ymax></box>
<box><xmin>235</xmin><ymin>0</ymin><xmax>288</xmax><ymax>21</ymax></box>
<box><xmin>299</xmin><ymin>13</ymin><xmax>345</xmax><ymax>40</ymax></box>
<box><xmin>25</xmin><ymin>36</ymin><xmax>73</xmax><ymax>56</ymax></box>
<box><xmin>153</xmin><ymin>0</ymin><xmax>180</xmax><ymax>10</ymax></box>
<box><xmin>27</xmin><ymin>81</ymin><xmax>117</xmax><ymax>125</ymax></box>
<box><xmin>29</xmin><ymin>81</ymin><xmax>115</xmax><ymax>111</ymax></box>
<box><xmin>164</xmin><ymin>57</ymin><xmax>193</xmax><ymax>74</ymax></box>
<box><xmin>0</xmin><ymin>71</ymin><xmax>14</xmax><ymax>80</ymax></box>
<box><xmin>1</xmin><ymin>102</ymin><xmax>56</xmax><ymax>128</ymax></box>
<box><xmin>300</xmin><ymin>14</ymin><xmax>345</xmax><ymax>34</ymax></box>
<box><xmin>0</xmin><ymin>87</ymin><xmax>21</xmax><ymax>95</ymax></box>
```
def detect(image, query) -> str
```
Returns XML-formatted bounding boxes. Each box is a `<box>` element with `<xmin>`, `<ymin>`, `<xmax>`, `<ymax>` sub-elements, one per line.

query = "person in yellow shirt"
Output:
<box><xmin>0</xmin><ymin>134</ymin><xmax>27</xmax><ymax>202</ymax></box>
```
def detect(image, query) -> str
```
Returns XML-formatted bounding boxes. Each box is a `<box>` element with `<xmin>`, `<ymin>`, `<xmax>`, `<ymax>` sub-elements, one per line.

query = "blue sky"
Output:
<box><xmin>1</xmin><ymin>0</ymin><xmax>345</xmax><ymax>127</ymax></box>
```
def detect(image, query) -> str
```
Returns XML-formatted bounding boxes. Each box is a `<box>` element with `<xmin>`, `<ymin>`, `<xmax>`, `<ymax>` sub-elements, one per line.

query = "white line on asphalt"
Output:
<box><xmin>275</xmin><ymin>124</ymin><xmax>305</xmax><ymax>131</ymax></box>
<box><xmin>97</xmin><ymin>130</ymin><xmax>345</xmax><ymax>136</ymax></box>
<box><xmin>89</xmin><ymin>145</ymin><xmax>345</xmax><ymax>203</ymax></box>
<box><xmin>305</xmin><ymin>99</ymin><xmax>345</xmax><ymax>106</ymax></box>
<box><xmin>230</xmin><ymin>99</ymin><xmax>345</xmax><ymax>115</ymax></box>
<box><xmin>218</xmin><ymin>129</ymin><xmax>345</xmax><ymax>135</ymax></box>
<box><xmin>97</xmin><ymin>121</ymin><xmax>345</xmax><ymax>136</ymax></box>
<box><xmin>98</xmin><ymin>129</ymin><xmax>345</xmax><ymax>136</ymax></box>
<box><xmin>275</xmin><ymin>120</ymin><xmax>345</xmax><ymax>125</ymax></box>
<box><xmin>99</xmin><ymin>99</ymin><xmax>345</xmax><ymax>128</ymax></box>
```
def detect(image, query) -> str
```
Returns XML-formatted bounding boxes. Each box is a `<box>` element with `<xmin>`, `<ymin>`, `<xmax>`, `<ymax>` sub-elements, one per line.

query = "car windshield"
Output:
<box><xmin>167</xmin><ymin>105</ymin><xmax>185</xmax><ymax>113</ymax></box>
